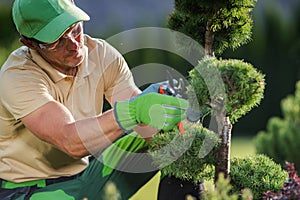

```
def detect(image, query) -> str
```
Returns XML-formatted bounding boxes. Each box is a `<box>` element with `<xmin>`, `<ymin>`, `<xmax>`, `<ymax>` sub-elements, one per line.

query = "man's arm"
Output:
<box><xmin>20</xmin><ymin>88</ymin><xmax>156</xmax><ymax>160</ymax></box>
<box><xmin>21</xmin><ymin>100</ymin><xmax>124</xmax><ymax>159</ymax></box>
<box><xmin>21</xmin><ymin>85</ymin><xmax>188</xmax><ymax>160</ymax></box>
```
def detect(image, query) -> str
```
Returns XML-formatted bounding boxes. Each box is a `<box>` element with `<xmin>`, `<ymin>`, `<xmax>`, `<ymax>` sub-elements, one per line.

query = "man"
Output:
<box><xmin>0</xmin><ymin>0</ymin><xmax>188</xmax><ymax>199</ymax></box>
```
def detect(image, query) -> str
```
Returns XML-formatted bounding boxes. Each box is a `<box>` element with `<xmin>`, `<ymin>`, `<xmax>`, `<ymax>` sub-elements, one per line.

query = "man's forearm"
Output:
<box><xmin>70</xmin><ymin>109</ymin><xmax>124</xmax><ymax>158</ymax></box>
<box><xmin>72</xmin><ymin>109</ymin><xmax>158</xmax><ymax>158</ymax></box>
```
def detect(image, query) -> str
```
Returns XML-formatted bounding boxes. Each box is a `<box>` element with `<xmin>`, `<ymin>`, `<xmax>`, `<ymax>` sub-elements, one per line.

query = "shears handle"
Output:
<box><xmin>158</xmin><ymin>84</ymin><xmax>185</xmax><ymax>134</ymax></box>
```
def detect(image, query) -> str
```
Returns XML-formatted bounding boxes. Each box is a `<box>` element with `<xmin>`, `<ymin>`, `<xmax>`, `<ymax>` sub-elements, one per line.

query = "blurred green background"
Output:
<box><xmin>1</xmin><ymin>1</ymin><xmax>296</xmax><ymax>199</ymax></box>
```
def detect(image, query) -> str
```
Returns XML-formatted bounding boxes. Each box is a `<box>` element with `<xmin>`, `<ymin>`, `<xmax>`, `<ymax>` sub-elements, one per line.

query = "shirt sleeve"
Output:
<box><xmin>0</xmin><ymin>67</ymin><xmax>54</xmax><ymax>120</ymax></box>
<box><xmin>100</xmin><ymin>41</ymin><xmax>139</xmax><ymax>105</ymax></box>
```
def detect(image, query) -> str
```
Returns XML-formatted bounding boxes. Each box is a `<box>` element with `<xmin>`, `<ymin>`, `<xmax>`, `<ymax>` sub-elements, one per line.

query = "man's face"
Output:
<box><xmin>35</xmin><ymin>22</ymin><xmax>85</xmax><ymax>70</ymax></box>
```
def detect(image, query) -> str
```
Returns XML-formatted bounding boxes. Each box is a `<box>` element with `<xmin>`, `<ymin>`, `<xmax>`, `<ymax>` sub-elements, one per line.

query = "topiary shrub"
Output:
<box><xmin>168</xmin><ymin>0</ymin><xmax>257</xmax><ymax>55</ymax></box>
<box><xmin>230</xmin><ymin>154</ymin><xmax>288</xmax><ymax>200</ymax></box>
<box><xmin>263</xmin><ymin>162</ymin><xmax>300</xmax><ymax>199</ymax></box>
<box><xmin>255</xmin><ymin>81</ymin><xmax>300</xmax><ymax>171</ymax></box>
<box><xmin>188</xmin><ymin>56</ymin><xmax>265</xmax><ymax>124</ymax></box>
<box><xmin>149</xmin><ymin>56</ymin><xmax>266</xmax><ymax>197</ymax></box>
<box><xmin>148</xmin><ymin>123</ymin><xmax>220</xmax><ymax>184</ymax></box>
<box><xmin>151</xmin><ymin>0</ymin><xmax>268</xmax><ymax>198</ymax></box>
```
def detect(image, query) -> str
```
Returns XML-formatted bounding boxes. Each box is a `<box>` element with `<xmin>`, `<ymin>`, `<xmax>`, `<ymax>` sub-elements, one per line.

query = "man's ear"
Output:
<box><xmin>20</xmin><ymin>37</ymin><xmax>39</xmax><ymax>50</ymax></box>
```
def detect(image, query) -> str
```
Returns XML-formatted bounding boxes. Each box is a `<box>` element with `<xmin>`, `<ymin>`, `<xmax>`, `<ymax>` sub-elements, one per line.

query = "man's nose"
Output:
<box><xmin>66</xmin><ymin>36</ymin><xmax>81</xmax><ymax>50</ymax></box>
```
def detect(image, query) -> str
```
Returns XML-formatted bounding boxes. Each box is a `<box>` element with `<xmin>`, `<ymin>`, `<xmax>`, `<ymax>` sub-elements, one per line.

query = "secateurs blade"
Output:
<box><xmin>159</xmin><ymin>71</ymin><xmax>201</xmax><ymax>133</ymax></box>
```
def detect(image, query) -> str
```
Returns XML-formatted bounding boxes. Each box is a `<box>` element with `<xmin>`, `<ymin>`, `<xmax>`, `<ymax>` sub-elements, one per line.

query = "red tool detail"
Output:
<box><xmin>177</xmin><ymin>121</ymin><xmax>185</xmax><ymax>134</ymax></box>
<box><xmin>158</xmin><ymin>85</ymin><xmax>165</xmax><ymax>95</ymax></box>
<box><xmin>158</xmin><ymin>84</ymin><xmax>185</xmax><ymax>134</ymax></box>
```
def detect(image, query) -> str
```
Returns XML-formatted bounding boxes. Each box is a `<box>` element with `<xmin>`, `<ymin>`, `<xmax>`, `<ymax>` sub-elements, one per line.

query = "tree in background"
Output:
<box><xmin>223</xmin><ymin>0</ymin><xmax>300</xmax><ymax>135</ymax></box>
<box><xmin>253</xmin><ymin>1</ymin><xmax>300</xmax><ymax>181</ymax></box>
<box><xmin>255</xmin><ymin>81</ymin><xmax>300</xmax><ymax>171</ymax></box>
<box><xmin>0</xmin><ymin>2</ymin><xmax>21</xmax><ymax>67</ymax></box>
<box><xmin>0</xmin><ymin>3</ymin><xmax>18</xmax><ymax>47</ymax></box>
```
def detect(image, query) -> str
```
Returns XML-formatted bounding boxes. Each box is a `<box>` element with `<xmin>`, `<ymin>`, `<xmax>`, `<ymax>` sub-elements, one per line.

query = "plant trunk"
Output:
<box><xmin>205</xmin><ymin>20</ymin><xmax>215</xmax><ymax>57</ymax></box>
<box><xmin>214</xmin><ymin>116</ymin><xmax>232</xmax><ymax>182</ymax></box>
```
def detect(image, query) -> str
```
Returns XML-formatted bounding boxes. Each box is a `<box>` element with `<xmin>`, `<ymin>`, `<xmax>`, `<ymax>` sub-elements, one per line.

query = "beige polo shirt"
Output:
<box><xmin>0</xmin><ymin>35</ymin><xmax>137</xmax><ymax>182</ymax></box>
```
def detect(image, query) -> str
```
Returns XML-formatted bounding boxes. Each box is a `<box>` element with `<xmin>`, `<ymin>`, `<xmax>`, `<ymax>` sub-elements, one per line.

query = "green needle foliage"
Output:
<box><xmin>148</xmin><ymin>1</ymin><xmax>272</xmax><ymax>198</ymax></box>
<box><xmin>168</xmin><ymin>0</ymin><xmax>257</xmax><ymax>55</ymax></box>
<box><xmin>202</xmin><ymin>173</ymin><xmax>253</xmax><ymax>200</ymax></box>
<box><xmin>148</xmin><ymin>123</ymin><xmax>220</xmax><ymax>184</ymax></box>
<box><xmin>188</xmin><ymin>56</ymin><xmax>265</xmax><ymax>124</ymax></box>
<box><xmin>255</xmin><ymin>81</ymin><xmax>300</xmax><ymax>171</ymax></box>
<box><xmin>230</xmin><ymin>155</ymin><xmax>288</xmax><ymax>200</ymax></box>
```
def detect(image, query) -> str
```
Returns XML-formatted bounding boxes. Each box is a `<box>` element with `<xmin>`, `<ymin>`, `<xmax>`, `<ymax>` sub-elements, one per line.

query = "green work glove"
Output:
<box><xmin>114</xmin><ymin>93</ymin><xmax>189</xmax><ymax>131</ymax></box>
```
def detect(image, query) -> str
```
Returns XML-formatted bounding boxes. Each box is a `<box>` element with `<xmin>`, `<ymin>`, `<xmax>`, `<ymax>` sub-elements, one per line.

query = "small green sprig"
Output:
<box><xmin>149</xmin><ymin>123</ymin><xmax>220</xmax><ymax>184</ymax></box>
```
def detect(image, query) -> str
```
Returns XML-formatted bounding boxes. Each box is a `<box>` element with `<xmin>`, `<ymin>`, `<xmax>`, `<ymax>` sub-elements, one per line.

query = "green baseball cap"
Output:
<box><xmin>12</xmin><ymin>0</ymin><xmax>90</xmax><ymax>43</ymax></box>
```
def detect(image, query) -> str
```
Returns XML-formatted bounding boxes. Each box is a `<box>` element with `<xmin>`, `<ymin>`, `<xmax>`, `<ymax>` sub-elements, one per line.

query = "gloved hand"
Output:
<box><xmin>114</xmin><ymin>93</ymin><xmax>189</xmax><ymax>131</ymax></box>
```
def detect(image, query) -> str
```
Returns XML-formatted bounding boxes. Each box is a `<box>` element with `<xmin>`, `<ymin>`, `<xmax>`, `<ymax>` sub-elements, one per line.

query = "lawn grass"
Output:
<box><xmin>231</xmin><ymin>136</ymin><xmax>256</xmax><ymax>158</ymax></box>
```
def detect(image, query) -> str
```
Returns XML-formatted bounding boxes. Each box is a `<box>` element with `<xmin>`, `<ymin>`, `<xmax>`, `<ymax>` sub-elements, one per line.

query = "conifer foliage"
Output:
<box><xmin>256</xmin><ymin>81</ymin><xmax>300</xmax><ymax>171</ymax></box>
<box><xmin>188</xmin><ymin>57</ymin><xmax>265</xmax><ymax>124</ymax></box>
<box><xmin>168</xmin><ymin>0</ymin><xmax>257</xmax><ymax>55</ymax></box>
<box><xmin>149</xmin><ymin>0</ymin><xmax>266</xmax><ymax>188</ymax></box>
<box><xmin>263</xmin><ymin>162</ymin><xmax>300</xmax><ymax>200</ymax></box>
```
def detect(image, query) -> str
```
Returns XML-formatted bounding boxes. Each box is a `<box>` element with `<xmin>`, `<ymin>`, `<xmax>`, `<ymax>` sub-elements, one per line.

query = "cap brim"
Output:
<box><xmin>33</xmin><ymin>6</ymin><xmax>90</xmax><ymax>43</ymax></box>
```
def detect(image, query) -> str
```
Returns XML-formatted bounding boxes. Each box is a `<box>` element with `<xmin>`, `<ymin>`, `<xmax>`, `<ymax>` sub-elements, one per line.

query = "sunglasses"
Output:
<box><xmin>22</xmin><ymin>22</ymin><xmax>83</xmax><ymax>51</ymax></box>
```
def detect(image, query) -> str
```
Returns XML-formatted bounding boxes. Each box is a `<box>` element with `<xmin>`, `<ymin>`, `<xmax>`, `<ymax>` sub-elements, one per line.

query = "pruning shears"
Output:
<box><xmin>158</xmin><ymin>71</ymin><xmax>189</xmax><ymax>134</ymax></box>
